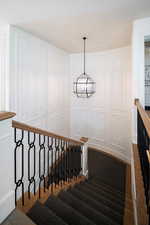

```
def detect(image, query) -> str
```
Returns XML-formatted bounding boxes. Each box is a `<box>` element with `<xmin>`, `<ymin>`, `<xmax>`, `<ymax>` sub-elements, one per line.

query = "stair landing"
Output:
<box><xmin>2</xmin><ymin>209</ymin><xmax>36</xmax><ymax>225</ymax></box>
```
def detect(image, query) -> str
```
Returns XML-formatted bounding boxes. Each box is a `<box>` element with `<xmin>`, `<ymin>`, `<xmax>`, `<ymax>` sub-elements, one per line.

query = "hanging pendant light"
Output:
<box><xmin>73</xmin><ymin>37</ymin><xmax>96</xmax><ymax>98</ymax></box>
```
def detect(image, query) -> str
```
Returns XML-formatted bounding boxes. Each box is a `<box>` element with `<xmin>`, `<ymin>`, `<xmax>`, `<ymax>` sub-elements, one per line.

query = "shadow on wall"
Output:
<box><xmin>88</xmin><ymin>148</ymin><xmax>126</xmax><ymax>192</ymax></box>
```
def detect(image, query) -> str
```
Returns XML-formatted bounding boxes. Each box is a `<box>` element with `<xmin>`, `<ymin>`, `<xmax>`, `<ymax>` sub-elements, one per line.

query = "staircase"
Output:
<box><xmin>3</xmin><ymin>147</ymin><xmax>134</xmax><ymax>225</ymax></box>
<box><xmin>1</xmin><ymin>101</ymin><xmax>150</xmax><ymax>225</ymax></box>
<box><xmin>26</xmin><ymin>176</ymin><xmax>126</xmax><ymax>225</ymax></box>
<box><xmin>25</xmin><ymin>148</ymin><xmax>131</xmax><ymax>225</ymax></box>
<box><xmin>2</xmin><ymin>121</ymin><xmax>134</xmax><ymax>225</ymax></box>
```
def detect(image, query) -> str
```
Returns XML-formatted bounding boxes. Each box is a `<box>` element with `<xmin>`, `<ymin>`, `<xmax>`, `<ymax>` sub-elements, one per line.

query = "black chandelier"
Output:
<box><xmin>73</xmin><ymin>37</ymin><xmax>96</xmax><ymax>98</ymax></box>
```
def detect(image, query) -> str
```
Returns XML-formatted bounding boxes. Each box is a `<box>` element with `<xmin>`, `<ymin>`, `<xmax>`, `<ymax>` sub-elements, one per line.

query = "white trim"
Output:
<box><xmin>0</xmin><ymin>25</ymin><xmax>10</xmax><ymax>111</ymax></box>
<box><xmin>88</xmin><ymin>142</ymin><xmax>131</xmax><ymax>164</ymax></box>
<box><xmin>0</xmin><ymin>191</ymin><xmax>15</xmax><ymax>223</ymax></box>
<box><xmin>81</xmin><ymin>142</ymin><xmax>88</xmax><ymax>177</ymax></box>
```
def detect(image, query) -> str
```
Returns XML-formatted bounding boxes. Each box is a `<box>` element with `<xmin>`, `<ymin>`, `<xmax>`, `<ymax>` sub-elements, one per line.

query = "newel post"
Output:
<box><xmin>80</xmin><ymin>137</ymin><xmax>88</xmax><ymax>178</ymax></box>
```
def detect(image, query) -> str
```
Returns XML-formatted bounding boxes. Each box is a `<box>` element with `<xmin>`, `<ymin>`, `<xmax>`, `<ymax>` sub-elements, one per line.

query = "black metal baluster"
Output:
<box><xmin>54</xmin><ymin>139</ymin><xmax>60</xmax><ymax>187</ymax></box>
<box><xmin>61</xmin><ymin>140</ymin><xmax>65</xmax><ymax>187</ymax></box>
<box><xmin>69</xmin><ymin>143</ymin><xmax>73</xmax><ymax>182</ymax></box>
<box><xmin>14</xmin><ymin>128</ymin><xmax>24</xmax><ymax>206</ymax></box>
<box><xmin>69</xmin><ymin>143</ymin><xmax>72</xmax><ymax>182</ymax></box>
<box><xmin>39</xmin><ymin>135</ymin><xmax>46</xmax><ymax>198</ymax></box>
<box><xmin>47</xmin><ymin>137</ymin><xmax>53</xmax><ymax>192</ymax></box>
<box><xmin>79</xmin><ymin>145</ymin><xmax>82</xmax><ymax>175</ymax></box>
<box><xmin>63</xmin><ymin>141</ymin><xmax>66</xmax><ymax>184</ymax></box>
<box><xmin>75</xmin><ymin>145</ymin><xmax>78</xmax><ymax>179</ymax></box>
<box><xmin>53</xmin><ymin>138</ymin><xmax>55</xmax><ymax>187</ymax></box>
<box><xmin>137</xmin><ymin>111</ymin><xmax>150</xmax><ymax>211</ymax></box>
<box><xmin>67</xmin><ymin>142</ymin><xmax>70</xmax><ymax>183</ymax></box>
<box><xmin>54</xmin><ymin>138</ymin><xmax>57</xmax><ymax>187</ymax></box>
<box><xmin>57</xmin><ymin>139</ymin><xmax>61</xmax><ymax>186</ymax></box>
<box><xmin>28</xmin><ymin>132</ymin><xmax>36</xmax><ymax>199</ymax></box>
<box><xmin>51</xmin><ymin>138</ymin><xmax>54</xmax><ymax>193</ymax></box>
<box><xmin>58</xmin><ymin>139</ymin><xmax>60</xmax><ymax>186</ymax></box>
<box><xmin>65</xmin><ymin>141</ymin><xmax>68</xmax><ymax>182</ymax></box>
<box><xmin>73</xmin><ymin>145</ymin><xmax>76</xmax><ymax>180</ymax></box>
<box><xmin>73</xmin><ymin>145</ymin><xmax>75</xmax><ymax>179</ymax></box>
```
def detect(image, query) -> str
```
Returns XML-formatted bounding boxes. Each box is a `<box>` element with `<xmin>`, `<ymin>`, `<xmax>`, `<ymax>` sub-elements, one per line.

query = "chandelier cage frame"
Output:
<box><xmin>73</xmin><ymin>37</ymin><xmax>96</xmax><ymax>98</ymax></box>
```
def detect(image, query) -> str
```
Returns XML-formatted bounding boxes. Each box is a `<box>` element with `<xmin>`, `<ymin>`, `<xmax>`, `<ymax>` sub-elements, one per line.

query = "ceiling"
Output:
<box><xmin>0</xmin><ymin>0</ymin><xmax>150</xmax><ymax>53</ymax></box>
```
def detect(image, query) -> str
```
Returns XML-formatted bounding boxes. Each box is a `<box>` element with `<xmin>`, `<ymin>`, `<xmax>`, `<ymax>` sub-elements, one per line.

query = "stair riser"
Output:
<box><xmin>68</xmin><ymin>187</ymin><xmax>123</xmax><ymax>224</ymax></box>
<box><xmin>58</xmin><ymin>191</ymin><xmax>119</xmax><ymax>225</ymax></box>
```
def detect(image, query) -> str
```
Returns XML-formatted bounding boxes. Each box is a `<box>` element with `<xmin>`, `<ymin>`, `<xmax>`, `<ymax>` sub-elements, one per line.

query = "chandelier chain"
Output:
<box><xmin>83</xmin><ymin>37</ymin><xmax>86</xmax><ymax>74</ymax></box>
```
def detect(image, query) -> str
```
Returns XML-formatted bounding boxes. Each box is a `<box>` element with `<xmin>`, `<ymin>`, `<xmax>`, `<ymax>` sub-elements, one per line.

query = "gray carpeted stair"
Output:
<box><xmin>26</xmin><ymin>148</ymin><xmax>127</xmax><ymax>225</ymax></box>
<box><xmin>58</xmin><ymin>189</ymin><xmax>119</xmax><ymax>225</ymax></box>
<box><xmin>45</xmin><ymin>195</ymin><xmax>96</xmax><ymax>225</ymax></box>
<box><xmin>83</xmin><ymin>180</ymin><xmax>125</xmax><ymax>206</ymax></box>
<box><xmin>74</xmin><ymin>182</ymin><xmax>124</xmax><ymax>213</ymax></box>
<box><xmin>67</xmin><ymin>184</ymin><xmax>123</xmax><ymax>224</ymax></box>
<box><xmin>27</xmin><ymin>201</ymin><xmax>68</xmax><ymax>225</ymax></box>
<box><xmin>90</xmin><ymin>176</ymin><xmax>126</xmax><ymax>197</ymax></box>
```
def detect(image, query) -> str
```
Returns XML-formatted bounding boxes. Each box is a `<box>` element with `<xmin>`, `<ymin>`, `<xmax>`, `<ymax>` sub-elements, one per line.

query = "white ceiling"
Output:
<box><xmin>0</xmin><ymin>0</ymin><xmax>150</xmax><ymax>52</ymax></box>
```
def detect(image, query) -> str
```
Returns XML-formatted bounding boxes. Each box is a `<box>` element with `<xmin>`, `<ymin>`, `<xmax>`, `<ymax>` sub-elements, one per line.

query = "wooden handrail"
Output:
<box><xmin>12</xmin><ymin>120</ymin><xmax>83</xmax><ymax>145</ymax></box>
<box><xmin>132</xmin><ymin>144</ymin><xmax>149</xmax><ymax>225</ymax></box>
<box><xmin>0</xmin><ymin>112</ymin><xmax>16</xmax><ymax>121</ymax></box>
<box><xmin>135</xmin><ymin>99</ymin><xmax>150</xmax><ymax>137</ymax></box>
<box><xmin>146</xmin><ymin>150</ymin><xmax>150</xmax><ymax>164</ymax></box>
<box><xmin>80</xmin><ymin>137</ymin><xmax>88</xmax><ymax>143</ymax></box>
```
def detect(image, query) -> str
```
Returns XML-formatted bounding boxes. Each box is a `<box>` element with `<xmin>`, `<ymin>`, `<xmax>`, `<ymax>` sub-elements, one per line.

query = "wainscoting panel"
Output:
<box><xmin>9</xmin><ymin>26</ymin><xmax>70</xmax><ymax>136</ymax></box>
<box><xmin>0</xmin><ymin>26</ymin><xmax>9</xmax><ymax>110</ymax></box>
<box><xmin>7</xmin><ymin>26</ymin><xmax>70</xmax><ymax>206</ymax></box>
<box><xmin>70</xmin><ymin>46</ymin><xmax>132</xmax><ymax>163</ymax></box>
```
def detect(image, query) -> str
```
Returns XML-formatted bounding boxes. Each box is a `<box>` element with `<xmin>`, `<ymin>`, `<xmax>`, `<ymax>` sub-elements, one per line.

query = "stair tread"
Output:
<box><xmin>90</xmin><ymin>178</ymin><xmax>132</xmax><ymax>202</ymax></box>
<box><xmin>27</xmin><ymin>201</ymin><xmax>68</xmax><ymax>225</ymax></box>
<box><xmin>88</xmin><ymin>178</ymin><xmax>125</xmax><ymax>197</ymax></box>
<box><xmin>90</xmin><ymin>177</ymin><xmax>126</xmax><ymax>196</ymax></box>
<box><xmin>45</xmin><ymin>195</ymin><xmax>96</xmax><ymax>225</ymax></box>
<box><xmin>58</xmin><ymin>190</ymin><xmax>120</xmax><ymax>225</ymax></box>
<box><xmin>88</xmin><ymin>149</ymin><xmax>126</xmax><ymax>193</ymax></box>
<box><xmin>68</xmin><ymin>186</ymin><xmax>123</xmax><ymax>224</ymax></box>
<box><xmin>75</xmin><ymin>183</ymin><xmax>124</xmax><ymax>213</ymax></box>
<box><xmin>83</xmin><ymin>180</ymin><xmax>125</xmax><ymax>206</ymax></box>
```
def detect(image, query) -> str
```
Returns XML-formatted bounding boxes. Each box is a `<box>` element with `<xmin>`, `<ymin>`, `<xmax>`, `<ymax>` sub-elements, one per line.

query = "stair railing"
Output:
<box><xmin>12</xmin><ymin>120</ymin><xmax>85</xmax><ymax>206</ymax></box>
<box><xmin>135</xmin><ymin>99</ymin><xmax>150</xmax><ymax>224</ymax></box>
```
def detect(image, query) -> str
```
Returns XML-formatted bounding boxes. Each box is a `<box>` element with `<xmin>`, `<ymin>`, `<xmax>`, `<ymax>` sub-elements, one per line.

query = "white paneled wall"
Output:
<box><xmin>145</xmin><ymin>46</ymin><xmax>150</xmax><ymax>106</ymax></box>
<box><xmin>8</xmin><ymin>26</ymin><xmax>70</xmax><ymax>199</ymax></box>
<box><xmin>48</xmin><ymin>46</ymin><xmax>70</xmax><ymax>136</ymax></box>
<box><xmin>0</xmin><ymin>118</ymin><xmax>15</xmax><ymax>223</ymax></box>
<box><xmin>70</xmin><ymin>47</ymin><xmax>132</xmax><ymax>162</ymax></box>
<box><xmin>9</xmin><ymin>26</ymin><xmax>70</xmax><ymax>136</ymax></box>
<box><xmin>0</xmin><ymin>26</ymin><xmax>9</xmax><ymax>110</ymax></box>
<box><xmin>0</xmin><ymin>25</ymin><xmax>133</xmax><ymax>223</ymax></box>
<box><xmin>0</xmin><ymin>26</ymin><xmax>70</xmax><ymax>223</ymax></box>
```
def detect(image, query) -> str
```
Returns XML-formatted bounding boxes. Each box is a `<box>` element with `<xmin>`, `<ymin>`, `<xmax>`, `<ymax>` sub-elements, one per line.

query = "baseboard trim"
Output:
<box><xmin>88</xmin><ymin>143</ymin><xmax>131</xmax><ymax>165</ymax></box>
<box><xmin>0</xmin><ymin>191</ymin><xmax>15</xmax><ymax>223</ymax></box>
<box><xmin>71</xmin><ymin>134</ymin><xmax>131</xmax><ymax>164</ymax></box>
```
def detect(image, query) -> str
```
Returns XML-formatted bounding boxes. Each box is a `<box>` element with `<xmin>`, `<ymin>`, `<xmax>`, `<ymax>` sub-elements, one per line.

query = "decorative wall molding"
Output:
<box><xmin>0</xmin><ymin>26</ymin><xmax>70</xmax><ymax>223</ymax></box>
<box><xmin>9</xmin><ymin>26</ymin><xmax>70</xmax><ymax>136</ymax></box>
<box><xmin>0</xmin><ymin>25</ymin><xmax>10</xmax><ymax>111</ymax></box>
<box><xmin>0</xmin><ymin>117</ymin><xmax>15</xmax><ymax>223</ymax></box>
<box><xmin>70</xmin><ymin>46</ymin><xmax>132</xmax><ymax>162</ymax></box>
